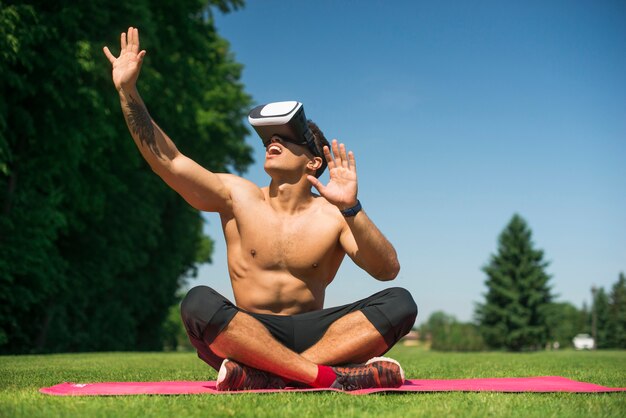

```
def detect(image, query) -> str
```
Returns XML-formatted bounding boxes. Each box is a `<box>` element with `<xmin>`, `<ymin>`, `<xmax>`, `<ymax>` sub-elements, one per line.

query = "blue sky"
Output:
<box><xmin>189</xmin><ymin>0</ymin><xmax>626</xmax><ymax>324</ymax></box>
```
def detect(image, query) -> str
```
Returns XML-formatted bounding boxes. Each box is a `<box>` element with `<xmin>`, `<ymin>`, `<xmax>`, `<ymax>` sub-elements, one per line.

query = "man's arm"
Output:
<box><xmin>308</xmin><ymin>140</ymin><xmax>400</xmax><ymax>280</ymax></box>
<box><xmin>103</xmin><ymin>27</ymin><xmax>231</xmax><ymax>213</ymax></box>
<box><xmin>339</xmin><ymin>211</ymin><xmax>400</xmax><ymax>281</ymax></box>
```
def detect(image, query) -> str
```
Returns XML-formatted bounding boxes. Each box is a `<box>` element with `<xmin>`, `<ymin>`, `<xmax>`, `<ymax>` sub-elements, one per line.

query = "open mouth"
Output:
<box><xmin>267</xmin><ymin>144</ymin><xmax>282</xmax><ymax>156</ymax></box>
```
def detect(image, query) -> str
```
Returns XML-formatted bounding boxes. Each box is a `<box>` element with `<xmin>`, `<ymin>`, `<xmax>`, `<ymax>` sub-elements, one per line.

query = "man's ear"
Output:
<box><xmin>307</xmin><ymin>156</ymin><xmax>323</xmax><ymax>173</ymax></box>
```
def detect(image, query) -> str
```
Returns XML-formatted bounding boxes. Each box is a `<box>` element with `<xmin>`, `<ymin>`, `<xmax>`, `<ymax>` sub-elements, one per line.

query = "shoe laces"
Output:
<box><xmin>334</xmin><ymin>364</ymin><xmax>376</xmax><ymax>390</ymax></box>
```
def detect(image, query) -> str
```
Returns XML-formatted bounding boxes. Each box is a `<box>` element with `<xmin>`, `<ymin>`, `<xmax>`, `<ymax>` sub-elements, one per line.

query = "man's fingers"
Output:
<box><xmin>331</xmin><ymin>139</ymin><xmax>341</xmax><ymax>163</ymax></box>
<box><xmin>339</xmin><ymin>143</ymin><xmax>349</xmax><ymax>168</ymax></box>
<box><xmin>126</xmin><ymin>27</ymin><xmax>133</xmax><ymax>50</ymax></box>
<box><xmin>348</xmin><ymin>151</ymin><xmax>356</xmax><ymax>172</ymax></box>
<box><xmin>307</xmin><ymin>175</ymin><xmax>325</xmax><ymax>193</ymax></box>
<box><xmin>112</xmin><ymin>27</ymin><xmax>144</xmax><ymax>63</ymax></box>
<box><xmin>323</xmin><ymin>145</ymin><xmax>335</xmax><ymax>170</ymax></box>
<box><xmin>328</xmin><ymin>139</ymin><xmax>355</xmax><ymax>171</ymax></box>
<box><xmin>127</xmin><ymin>27</ymin><xmax>136</xmax><ymax>53</ymax></box>
<box><xmin>131</xmin><ymin>27</ymin><xmax>140</xmax><ymax>54</ymax></box>
<box><xmin>102</xmin><ymin>46</ymin><xmax>116</xmax><ymax>64</ymax></box>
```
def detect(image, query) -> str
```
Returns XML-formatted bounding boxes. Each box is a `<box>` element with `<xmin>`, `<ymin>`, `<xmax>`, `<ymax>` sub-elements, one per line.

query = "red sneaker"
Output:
<box><xmin>216</xmin><ymin>359</ymin><xmax>286</xmax><ymax>391</ymax></box>
<box><xmin>330</xmin><ymin>357</ymin><xmax>405</xmax><ymax>391</ymax></box>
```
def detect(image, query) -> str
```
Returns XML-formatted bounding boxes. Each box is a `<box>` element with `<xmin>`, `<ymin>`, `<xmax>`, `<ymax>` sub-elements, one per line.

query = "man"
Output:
<box><xmin>103</xmin><ymin>27</ymin><xmax>417</xmax><ymax>391</ymax></box>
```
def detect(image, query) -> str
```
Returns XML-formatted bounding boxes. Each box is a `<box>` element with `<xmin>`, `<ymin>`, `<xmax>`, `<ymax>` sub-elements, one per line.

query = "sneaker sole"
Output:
<box><xmin>365</xmin><ymin>356</ymin><xmax>405</xmax><ymax>383</ymax></box>
<box><xmin>216</xmin><ymin>359</ymin><xmax>229</xmax><ymax>387</ymax></box>
<box><xmin>216</xmin><ymin>359</ymin><xmax>286</xmax><ymax>391</ymax></box>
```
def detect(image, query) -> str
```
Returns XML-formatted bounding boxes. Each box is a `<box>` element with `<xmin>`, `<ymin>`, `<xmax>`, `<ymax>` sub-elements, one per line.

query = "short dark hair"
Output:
<box><xmin>307</xmin><ymin>120</ymin><xmax>329</xmax><ymax>178</ymax></box>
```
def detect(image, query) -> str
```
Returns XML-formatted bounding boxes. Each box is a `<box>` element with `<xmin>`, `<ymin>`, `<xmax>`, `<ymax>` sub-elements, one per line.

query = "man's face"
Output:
<box><xmin>264</xmin><ymin>135</ymin><xmax>314</xmax><ymax>176</ymax></box>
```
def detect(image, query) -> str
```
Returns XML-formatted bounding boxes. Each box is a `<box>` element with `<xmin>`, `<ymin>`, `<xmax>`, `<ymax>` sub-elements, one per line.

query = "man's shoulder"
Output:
<box><xmin>217</xmin><ymin>173</ymin><xmax>264</xmax><ymax>200</ymax></box>
<box><xmin>311</xmin><ymin>193</ymin><xmax>345</xmax><ymax>220</ymax></box>
<box><xmin>217</xmin><ymin>173</ymin><xmax>261</xmax><ymax>190</ymax></box>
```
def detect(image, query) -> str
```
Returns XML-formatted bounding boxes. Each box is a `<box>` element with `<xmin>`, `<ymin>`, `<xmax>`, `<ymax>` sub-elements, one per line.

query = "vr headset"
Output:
<box><xmin>248</xmin><ymin>101</ymin><xmax>321</xmax><ymax>158</ymax></box>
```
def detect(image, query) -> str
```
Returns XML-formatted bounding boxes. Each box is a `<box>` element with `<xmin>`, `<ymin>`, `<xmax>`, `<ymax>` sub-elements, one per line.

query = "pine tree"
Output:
<box><xmin>475</xmin><ymin>214</ymin><xmax>553</xmax><ymax>351</ymax></box>
<box><xmin>592</xmin><ymin>287</ymin><xmax>610</xmax><ymax>348</ymax></box>
<box><xmin>607</xmin><ymin>272</ymin><xmax>626</xmax><ymax>348</ymax></box>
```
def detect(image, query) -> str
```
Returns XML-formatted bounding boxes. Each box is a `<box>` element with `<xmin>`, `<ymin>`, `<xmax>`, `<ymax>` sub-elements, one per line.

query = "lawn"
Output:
<box><xmin>1</xmin><ymin>346</ymin><xmax>624</xmax><ymax>418</ymax></box>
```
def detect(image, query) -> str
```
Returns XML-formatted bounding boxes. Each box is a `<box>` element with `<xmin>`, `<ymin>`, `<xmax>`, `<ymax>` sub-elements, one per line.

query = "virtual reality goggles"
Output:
<box><xmin>248</xmin><ymin>101</ymin><xmax>321</xmax><ymax>157</ymax></box>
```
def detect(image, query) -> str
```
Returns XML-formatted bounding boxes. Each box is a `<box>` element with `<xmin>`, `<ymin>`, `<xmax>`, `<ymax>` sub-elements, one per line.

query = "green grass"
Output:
<box><xmin>1</xmin><ymin>346</ymin><xmax>625</xmax><ymax>418</ymax></box>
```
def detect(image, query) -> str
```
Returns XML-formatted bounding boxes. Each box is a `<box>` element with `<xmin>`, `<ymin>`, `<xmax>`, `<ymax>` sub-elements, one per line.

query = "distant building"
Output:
<box><xmin>402</xmin><ymin>330</ymin><xmax>420</xmax><ymax>346</ymax></box>
<box><xmin>572</xmin><ymin>334</ymin><xmax>595</xmax><ymax>350</ymax></box>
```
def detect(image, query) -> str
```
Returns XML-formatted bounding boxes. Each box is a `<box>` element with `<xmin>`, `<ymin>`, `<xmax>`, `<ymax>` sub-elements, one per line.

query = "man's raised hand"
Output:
<box><xmin>103</xmin><ymin>27</ymin><xmax>146</xmax><ymax>91</ymax></box>
<box><xmin>307</xmin><ymin>139</ymin><xmax>359</xmax><ymax>211</ymax></box>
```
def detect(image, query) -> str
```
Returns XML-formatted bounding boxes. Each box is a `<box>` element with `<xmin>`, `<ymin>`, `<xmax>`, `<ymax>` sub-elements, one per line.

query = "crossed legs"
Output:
<box><xmin>180</xmin><ymin>286</ymin><xmax>417</xmax><ymax>385</ymax></box>
<box><xmin>210</xmin><ymin>310</ymin><xmax>389</xmax><ymax>385</ymax></box>
<box><xmin>300</xmin><ymin>310</ymin><xmax>389</xmax><ymax>365</ymax></box>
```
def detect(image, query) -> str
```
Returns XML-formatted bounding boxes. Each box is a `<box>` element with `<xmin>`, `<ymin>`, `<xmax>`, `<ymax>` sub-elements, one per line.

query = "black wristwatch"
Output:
<box><xmin>340</xmin><ymin>200</ymin><xmax>362</xmax><ymax>217</ymax></box>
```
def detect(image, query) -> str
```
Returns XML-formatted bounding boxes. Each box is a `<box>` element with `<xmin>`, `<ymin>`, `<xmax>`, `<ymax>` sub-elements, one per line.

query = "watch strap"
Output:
<box><xmin>340</xmin><ymin>200</ymin><xmax>362</xmax><ymax>217</ymax></box>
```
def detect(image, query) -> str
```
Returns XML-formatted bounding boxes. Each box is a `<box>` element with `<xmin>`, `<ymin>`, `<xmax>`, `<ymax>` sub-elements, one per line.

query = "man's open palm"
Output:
<box><xmin>103</xmin><ymin>27</ymin><xmax>146</xmax><ymax>91</ymax></box>
<box><xmin>308</xmin><ymin>140</ymin><xmax>359</xmax><ymax>210</ymax></box>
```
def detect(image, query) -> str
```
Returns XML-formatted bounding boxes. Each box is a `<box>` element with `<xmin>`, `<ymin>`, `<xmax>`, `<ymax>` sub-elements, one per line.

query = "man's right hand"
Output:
<box><xmin>103</xmin><ymin>27</ymin><xmax>146</xmax><ymax>92</ymax></box>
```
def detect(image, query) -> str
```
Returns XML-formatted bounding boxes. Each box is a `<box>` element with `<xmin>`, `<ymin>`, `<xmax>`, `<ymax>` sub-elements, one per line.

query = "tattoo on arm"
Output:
<box><xmin>126</xmin><ymin>94</ymin><xmax>161</xmax><ymax>158</ymax></box>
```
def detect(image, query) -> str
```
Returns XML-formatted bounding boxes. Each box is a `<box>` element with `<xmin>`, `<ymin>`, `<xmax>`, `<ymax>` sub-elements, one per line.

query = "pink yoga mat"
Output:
<box><xmin>40</xmin><ymin>377</ymin><xmax>626</xmax><ymax>396</ymax></box>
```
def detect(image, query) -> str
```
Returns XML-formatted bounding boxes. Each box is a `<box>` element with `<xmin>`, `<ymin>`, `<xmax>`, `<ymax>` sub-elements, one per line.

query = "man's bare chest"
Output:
<box><xmin>224</xmin><ymin>204</ymin><xmax>343</xmax><ymax>271</ymax></box>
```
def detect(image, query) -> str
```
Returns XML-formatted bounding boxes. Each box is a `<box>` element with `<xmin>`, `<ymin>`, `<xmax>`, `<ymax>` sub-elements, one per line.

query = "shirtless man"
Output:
<box><xmin>104</xmin><ymin>27</ymin><xmax>417</xmax><ymax>391</ymax></box>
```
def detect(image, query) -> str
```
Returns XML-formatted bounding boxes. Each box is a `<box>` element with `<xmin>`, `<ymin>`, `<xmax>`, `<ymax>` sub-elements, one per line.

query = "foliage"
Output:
<box><xmin>0</xmin><ymin>0</ymin><xmax>252</xmax><ymax>353</ymax></box>
<box><xmin>543</xmin><ymin>302</ymin><xmax>586</xmax><ymax>348</ymax></box>
<box><xmin>593</xmin><ymin>287</ymin><xmax>611</xmax><ymax>348</ymax></box>
<box><xmin>591</xmin><ymin>272</ymin><xmax>626</xmax><ymax>349</ymax></box>
<box><xmin>475</xmin><ymin>214</ymin><xmax>554</xmax><ymax>351</ymax></box>
<box><xmin>607</xmin><ymin>272</ymin><xmax>626</xmax><ymax>348</ymax></box>
<box><xmin>419</xmin><ymin>311</ymin><xmax>486</xmax><ymax>352</ymax></box>
<box><xmin>579</xmin><ymin>301</ymin><xmax>591</xmax><ymax>335</ymax></box>
<box><xmin>162</xmin><ymin>294</ymin><xmax>194</xmax><ymax>352</ymax></box>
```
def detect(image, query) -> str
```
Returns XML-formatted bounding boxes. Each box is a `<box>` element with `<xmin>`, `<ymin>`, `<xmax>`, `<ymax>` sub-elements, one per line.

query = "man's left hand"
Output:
<box><xmin>307</xmin><ymin>139</ymin><xmax>358</xmax><ymax>211</ymax></box>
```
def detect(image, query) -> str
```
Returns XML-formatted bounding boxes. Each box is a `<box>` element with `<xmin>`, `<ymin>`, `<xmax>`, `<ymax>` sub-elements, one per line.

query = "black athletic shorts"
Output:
<box><xmin>180</xmin><ymin>285</ymin><xmax>417</xmax><ymax>371</ymax></box>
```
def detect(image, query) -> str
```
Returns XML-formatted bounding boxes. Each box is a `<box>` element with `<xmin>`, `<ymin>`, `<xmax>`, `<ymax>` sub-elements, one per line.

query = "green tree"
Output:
<box><xmin>580</xmin><ymin>301</ymin><xmax>591</xmax><ymax>335</ymax></box>
<box><xmin>544</xmin><ymin>302</ymin><xmax>585</xmax><ymax>348</ymax></box>
<box><xmin>0</xmin><ymin>0</ymin><xmax>250</xmax><ymax>353</ymax></box>
<box><xmin>592</xmin><ymin>287</ymin><xmax>610</xmax><ymax>348</ymax></box>
<box><xmin>419</xmin><ymin>311</ymin><xmax>456</xmax><ymax>343</ymax></box>
<box><xmin>475</xmin><ymin>214</ymin><xmax>553</xmax><ymax>351</ymax></box>
<box><xmin>162</xmin><ymin>293</ymin><xmax>194</xmax><ymax>352</ymax></box>
<box><xmin>607</xmin><ymin>272</ymin><xmax>626</xmax><ymax>348</ymax></box>
<box><xmin>419</xmin><ymin>311</ymin><xmax>486</xmax><ymax>352</ymax></box>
